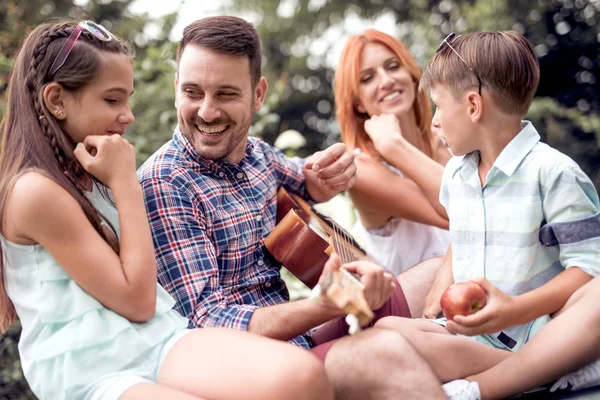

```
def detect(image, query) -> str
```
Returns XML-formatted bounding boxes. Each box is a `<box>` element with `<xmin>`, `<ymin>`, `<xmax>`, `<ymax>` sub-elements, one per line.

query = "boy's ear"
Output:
<box><xmin>42</xmin><ymin>83</ymin><xmax>67</xmax><ymax>120</ymax></box>
<box><xmin>466</xmin><ymin>91</ymin><xmax>483</xmax><ymax>123</ymax></box>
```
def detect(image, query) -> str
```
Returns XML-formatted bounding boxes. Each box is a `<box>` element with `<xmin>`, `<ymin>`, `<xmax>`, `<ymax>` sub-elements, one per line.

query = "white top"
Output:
<box><xmin>356</xmin><ymin>156</ymin><xmax>450</xmax><ymax>275</ymax></box>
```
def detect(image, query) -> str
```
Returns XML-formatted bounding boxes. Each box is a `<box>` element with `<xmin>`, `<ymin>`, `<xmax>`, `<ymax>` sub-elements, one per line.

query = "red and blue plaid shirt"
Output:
<box><xmin>138</xmin><ymin>128</ymin><xmax>312</xmax><ymax>348</ymax></box>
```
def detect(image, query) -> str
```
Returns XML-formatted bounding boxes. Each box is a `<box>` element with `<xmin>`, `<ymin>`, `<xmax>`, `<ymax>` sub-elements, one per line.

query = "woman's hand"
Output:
<box><xmin>364</xmin><ymin>114</ymin><xmax>404</xmax><ymax>157</ymax></box>
<box><xmin>74</xmin><ymin>134</ymin><xmax>137</xmax><ymax>188</ymax></box>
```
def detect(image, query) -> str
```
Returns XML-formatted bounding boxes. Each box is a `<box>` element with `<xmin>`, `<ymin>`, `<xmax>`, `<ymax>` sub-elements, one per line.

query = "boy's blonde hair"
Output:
<box><xmin>421</xmin><ymin>31</ymin><xmax>540</xmax><ymax>116</ymax></box>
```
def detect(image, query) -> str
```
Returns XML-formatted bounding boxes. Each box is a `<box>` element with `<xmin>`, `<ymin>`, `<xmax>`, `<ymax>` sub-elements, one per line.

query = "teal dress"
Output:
<box><xmin>2</xmin><ymin>185</ymin><xmax>188</xmax><ymax>399</ymax></box>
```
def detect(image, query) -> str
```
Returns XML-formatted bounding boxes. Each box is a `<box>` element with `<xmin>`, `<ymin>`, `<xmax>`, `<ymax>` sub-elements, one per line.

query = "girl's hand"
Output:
<box><xmin>445</xmin><ymin>278</ymin><xmax>518</xmax><ymax>336</ymax></box>
<box><xmin>73</xmin><ymin>134</ymin><xmax>136</xmax><ymax>188</ymax></box>
<box><xmin>364</xmin><ymin>114</ymin><xmax>403</xmax><ymax>156</ymax></box>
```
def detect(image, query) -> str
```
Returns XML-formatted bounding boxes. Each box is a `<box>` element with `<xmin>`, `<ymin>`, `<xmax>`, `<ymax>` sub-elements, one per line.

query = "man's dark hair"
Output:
<box><xmin>177</xmin><ymin>16</ymin><xmax>262</xmax><ymax>87</ymax></box>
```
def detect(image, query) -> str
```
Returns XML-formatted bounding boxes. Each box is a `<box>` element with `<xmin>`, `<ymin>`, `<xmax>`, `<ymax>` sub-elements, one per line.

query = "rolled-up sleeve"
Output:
<box><xmin>540</xmin><ymin>162</ymin><xmax>600</xmax><ymax>276</ymax></box>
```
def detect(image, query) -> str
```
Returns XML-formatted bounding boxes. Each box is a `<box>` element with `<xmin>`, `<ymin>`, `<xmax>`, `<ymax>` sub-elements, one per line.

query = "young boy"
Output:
<box><xmin>372</xmin><ymin>30</ymin><xmax>600</xmax><ymax>397</ymax></box>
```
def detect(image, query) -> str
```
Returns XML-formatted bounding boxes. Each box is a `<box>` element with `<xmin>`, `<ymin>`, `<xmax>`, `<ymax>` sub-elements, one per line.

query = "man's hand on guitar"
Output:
<box><xmin>340</xmin><ymin>259</ymin><xmax>395</xmax><ymax>311</ymax></box>
<box><xmin>304</xmin><ymin>143</ymin><xmax>357</xmax><ymax>202</ymax></box>
<box><xmin>315</xmin><ymin>253</ymin><xmax>349</xmax><ymax>314</ymax></box>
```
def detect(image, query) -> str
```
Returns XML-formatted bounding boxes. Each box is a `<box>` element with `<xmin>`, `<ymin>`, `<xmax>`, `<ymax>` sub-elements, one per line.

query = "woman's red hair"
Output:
<box><xmin>334</xmin><ymin>30</ymin><xmax>433</xmax><ymax>158</ymax></box>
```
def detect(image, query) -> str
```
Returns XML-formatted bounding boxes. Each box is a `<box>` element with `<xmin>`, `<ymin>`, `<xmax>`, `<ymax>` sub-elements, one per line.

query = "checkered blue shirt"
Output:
<box><xmin>138</xmin><ymin>127</ymin><xmax>313</xmax><ymax>348</ymax></box>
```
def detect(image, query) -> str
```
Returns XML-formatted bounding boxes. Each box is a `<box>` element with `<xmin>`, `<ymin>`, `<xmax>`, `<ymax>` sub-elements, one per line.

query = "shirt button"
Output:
<box><xmin>256</xmin><ymin>215</ymin><xmax>262</xmax><ymax>222</ymax></box>
<box><xmin>218</xmin><ymin>172</ymin><xmax>224</xmax><ymax>177</ymax></box>
<box><xmin>257</xmin><ymin>259</ymin><xmax>264</xmax><ymax>266</ymax></box>
<box><xmin>236</xmin><ymin>172</ymin><xmax>244</xmax><ymax>179</ymax></box>
<box><xmin>264</xmin><ymin>281</ymin><xmax>272</xmax><ymax>288</ymax></box>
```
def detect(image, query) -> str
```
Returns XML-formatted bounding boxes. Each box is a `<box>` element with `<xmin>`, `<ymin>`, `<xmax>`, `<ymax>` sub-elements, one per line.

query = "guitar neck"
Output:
<box><xmin>310</xmin><ymin>206</ymin><xmax>367</xmax><ymax>255</ymax></box>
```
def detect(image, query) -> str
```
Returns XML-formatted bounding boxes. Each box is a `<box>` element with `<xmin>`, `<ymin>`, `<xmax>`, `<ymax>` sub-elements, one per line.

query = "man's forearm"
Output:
<box><xmin>248</xmin><ymin>298</ymin><xmax>344</xmax><ymax>341</ymax></box>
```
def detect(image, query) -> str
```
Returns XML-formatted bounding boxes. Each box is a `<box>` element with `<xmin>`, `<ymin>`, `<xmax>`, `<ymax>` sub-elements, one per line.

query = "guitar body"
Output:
<box><xmin>265</xmin><ymin>190</ymin><xmax>332</xmax><ymax>288</ymax></box>
<box><xmin>265</xmin><ymin>188</ymin><xmax>374</xmax><ymax>327</ymax></box>
<box><xmin>265</xmin><ymin>188</ymin><xmax>365</xmax><ymax>288</ymax></box>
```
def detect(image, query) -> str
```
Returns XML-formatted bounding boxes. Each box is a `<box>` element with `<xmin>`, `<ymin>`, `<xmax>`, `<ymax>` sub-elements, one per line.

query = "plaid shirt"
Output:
<box><xmin>138</xmin><ymin>127</ymin><xmax>313</xmax><ymax>348</ymax></box>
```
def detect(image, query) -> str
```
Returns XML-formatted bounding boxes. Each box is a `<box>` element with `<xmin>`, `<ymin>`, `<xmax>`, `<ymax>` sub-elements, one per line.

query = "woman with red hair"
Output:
<box><xmin>334</xmin><ymin>29</ymin><xmax>450</xmax><ymax>277</ymax></box>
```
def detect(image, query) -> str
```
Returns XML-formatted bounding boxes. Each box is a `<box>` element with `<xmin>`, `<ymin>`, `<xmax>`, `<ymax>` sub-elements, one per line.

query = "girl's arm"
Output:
<box><xmin>5</xmin><ymin>135</ymin><xmax>156</xmax><ymax>322</ymax></box>
<box><xmin>351</xmin><ymin>155</ymin><xmax>449</xmax><ymax>229</ymax></box>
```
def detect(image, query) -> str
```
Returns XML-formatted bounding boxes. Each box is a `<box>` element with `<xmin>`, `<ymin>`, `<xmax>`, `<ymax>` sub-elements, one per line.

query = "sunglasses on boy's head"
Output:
<box><xmin>436</xmin><ymin>32</ymin><xmax>482</xmax><ymax>95</ymax></box>
<box><xmin>49</xmin><ymin>20</ymin><xmax>115</xmax><ymax>77</ymax></box>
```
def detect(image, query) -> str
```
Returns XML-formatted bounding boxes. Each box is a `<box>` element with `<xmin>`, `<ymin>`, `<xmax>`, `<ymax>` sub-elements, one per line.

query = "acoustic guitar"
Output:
<box><xmin>264</xmin><ymin>187</ymin><xmax>374</xmax><ymax>328</ymax></box>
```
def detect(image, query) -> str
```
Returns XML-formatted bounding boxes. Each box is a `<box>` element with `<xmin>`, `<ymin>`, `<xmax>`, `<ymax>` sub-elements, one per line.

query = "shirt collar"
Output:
<box><xmin>492</xmin><ymin>121</ymin><xmax>540</xmax><ymax>177</ymax></box>
<box><xmin>452</xmin><ymin>121</ymin><xmax>540</xmax><ymax>180</ymax></box>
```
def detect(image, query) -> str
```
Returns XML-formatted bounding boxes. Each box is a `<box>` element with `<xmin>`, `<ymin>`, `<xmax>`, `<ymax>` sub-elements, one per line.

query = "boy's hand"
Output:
<box><xmin>422</xmin><ymin>294</ymin><xmax>442</xmax><ymax>319</ymax></box>
<box><xmin>445</xmin><ymin>278</ymin><xmax>518</xmax><ymax>336</ymax></box>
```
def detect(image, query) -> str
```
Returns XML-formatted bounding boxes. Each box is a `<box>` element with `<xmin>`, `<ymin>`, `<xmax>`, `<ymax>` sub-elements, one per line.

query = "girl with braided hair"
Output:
<box><xmin>0</xmin><ymin>20</ymin><xmax>333</xmax><ymax>400</ymax></box>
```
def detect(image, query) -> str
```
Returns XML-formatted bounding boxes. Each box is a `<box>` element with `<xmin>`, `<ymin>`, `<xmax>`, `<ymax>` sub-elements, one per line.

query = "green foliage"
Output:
<box><xmin>528</xmin><ymin>97</ymin><xmax>600</xmax><ymax>189</ymax></box>
<box><xmin>129</xmin><ymin>42</ymin><xmax>178</xmax><ymax>165</ymax></box>
<box><xmin>0</xmin><ymin>324</ymin><xmax>34</xmax><ymax>399</ymax></box>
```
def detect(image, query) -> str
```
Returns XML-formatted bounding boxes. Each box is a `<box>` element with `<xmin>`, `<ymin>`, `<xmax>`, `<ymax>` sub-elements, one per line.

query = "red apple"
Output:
<box><xmin>440</xmin><ymin>281</ymin><xmax>487</xmax><ymax>320</ymax></box>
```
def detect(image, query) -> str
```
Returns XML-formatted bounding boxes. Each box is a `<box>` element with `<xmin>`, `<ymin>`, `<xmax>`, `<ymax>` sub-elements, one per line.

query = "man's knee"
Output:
<box><xmin>374</xmin><ymin>316</ymin><xmax>398</xmax><ymax>330</ymax></box>
<box><xmin>326</xmin><ymin>328</ymin><xmax>416</xmax><ymax>378</ymax></box>
<box><xmin>272</xmin><ymin>350</ymin><xmax>333</xmax><ymax>400</ymax></box>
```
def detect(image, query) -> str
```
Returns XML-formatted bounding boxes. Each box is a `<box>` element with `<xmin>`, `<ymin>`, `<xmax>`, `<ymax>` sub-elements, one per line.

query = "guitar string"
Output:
<box><xmin>331</xmin><ymin>221</ymin><xmax>350</xmax><ymax>264</ymax></box>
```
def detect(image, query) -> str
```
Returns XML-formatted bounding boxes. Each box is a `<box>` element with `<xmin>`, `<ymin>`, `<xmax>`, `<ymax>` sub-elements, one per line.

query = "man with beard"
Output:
<box><xmin>138</xmin><ymin>16</ymin><xmax>446</xmax><ymax>399</ymax></box>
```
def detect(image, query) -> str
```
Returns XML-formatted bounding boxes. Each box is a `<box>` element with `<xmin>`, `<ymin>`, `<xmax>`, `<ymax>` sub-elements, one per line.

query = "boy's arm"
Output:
<box><xmin>512</xmin><ymin>267</ymin><xmax>592</xmax><ymax>323</ymax></box>
<box><xmin>422</xmin><ymin>246</ymin><xmax>454</xmax><ymax>319</ymax></box>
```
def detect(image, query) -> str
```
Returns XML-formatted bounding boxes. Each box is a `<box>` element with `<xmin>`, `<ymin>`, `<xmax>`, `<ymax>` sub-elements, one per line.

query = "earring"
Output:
<box><xmin>56</xmin><ymin>110</ymin><xmax>64</xmax><ymax>117</ymax></box>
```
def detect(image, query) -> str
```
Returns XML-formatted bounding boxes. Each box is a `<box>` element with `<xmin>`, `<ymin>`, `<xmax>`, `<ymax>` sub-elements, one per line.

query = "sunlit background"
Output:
<box><xmin>1</xmin><ymin>0</ymin><xmax>599</xmax><ymax>397</ymax></box>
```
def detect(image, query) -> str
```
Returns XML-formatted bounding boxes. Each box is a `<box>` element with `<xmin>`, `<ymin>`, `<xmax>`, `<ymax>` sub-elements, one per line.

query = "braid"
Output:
<box><xmin>28</xmin><ymin>25</ymin><xmax>71</xmax><ymax>172</ymax></box>
<box><xmin>25</xmin><ymin>23</ymin><xmax>120</xmax><ymax>251</ymax></box>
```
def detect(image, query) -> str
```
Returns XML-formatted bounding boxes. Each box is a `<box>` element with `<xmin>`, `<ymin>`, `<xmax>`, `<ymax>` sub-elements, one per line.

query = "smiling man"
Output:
<box><xmin>137</xmin><ymin>16</ymin><xmax>446</xmax><ymax>400</ymax></box>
